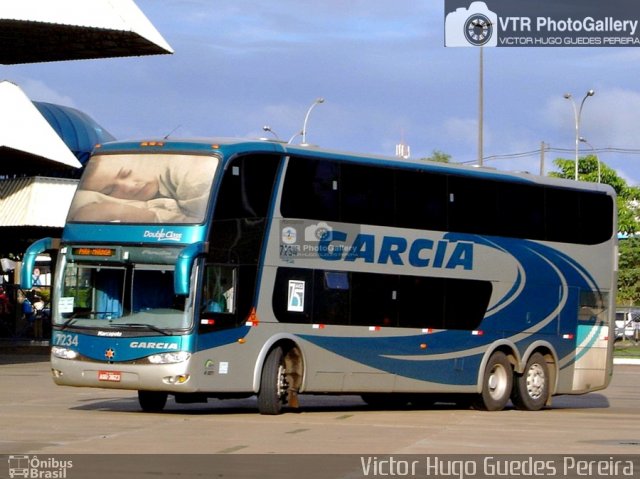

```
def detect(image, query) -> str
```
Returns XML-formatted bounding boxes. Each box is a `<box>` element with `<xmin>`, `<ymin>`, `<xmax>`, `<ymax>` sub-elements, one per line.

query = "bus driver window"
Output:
<box><xmin>202</xmin><ymin>265</ymin><xmax>235</xmax><ymax>314</ymax></box>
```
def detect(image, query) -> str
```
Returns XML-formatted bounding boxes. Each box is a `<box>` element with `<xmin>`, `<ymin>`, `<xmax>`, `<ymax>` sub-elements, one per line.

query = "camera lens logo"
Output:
<box><xmin>304</xmin><ymin>222</ymin><xmax>333</xmax><ymax>242</ymax></box>
<box><xmin>465</xmin><ymin>13</ymin><xmax>493</xmax><ymax>46</ymax></box>
<box><xmin>445</xmin><ymin>1</ymin><xmax>498</xmax><ymax>47</ymax></box>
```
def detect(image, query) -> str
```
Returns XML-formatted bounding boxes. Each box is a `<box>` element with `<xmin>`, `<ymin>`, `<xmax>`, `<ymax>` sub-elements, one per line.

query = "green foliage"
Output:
<box><xmin>550</xmin><ymin>156</ymin><xmax>626</xmax><ymax>193</ymax></box>
<box><xmin>618</xmin><ymin>197</ymin><xmax>640</xmax><ymax>236</ymax></box>
<box><xmin>420</xmin><ymin>150</ymin><xmax>451</xmax><ymax>163</ymax></box>
<box><xmin>618</xmin><ymin>237</ymin><xmax>640</xmax><ymax>306</ymax></box>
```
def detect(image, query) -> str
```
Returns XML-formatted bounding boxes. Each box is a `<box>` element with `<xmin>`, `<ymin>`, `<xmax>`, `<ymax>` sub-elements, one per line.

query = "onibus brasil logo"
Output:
<box><xmin>7</xmin><ymin>455</ymin><xmax>73</xmax><ymax>478</ymax></box>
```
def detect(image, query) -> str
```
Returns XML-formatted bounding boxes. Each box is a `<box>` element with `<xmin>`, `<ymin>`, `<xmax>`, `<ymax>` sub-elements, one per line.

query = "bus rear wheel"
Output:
<box><xmin>138</xmin><ymin>390</ymin><xmax>168</xmax><ymax>412</ymax></box>
<box><xmin>475</xmin><ymin>351</ymin><xmax>512</xmax><ymax>411</ymax></box>
<box><xmin>257</xmin><ymin>346</ymin><xmax>289</xmax><ymax>415</ymax></box>
<box><xmin>511</xmin><ymin>352</ymin><xmax>549</xmax><ymax>411</ymax></box>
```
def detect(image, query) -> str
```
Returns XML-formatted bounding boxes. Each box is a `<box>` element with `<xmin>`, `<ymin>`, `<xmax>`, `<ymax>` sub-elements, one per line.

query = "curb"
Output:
<box><xmin>613</xmin><ymin>357</ymin><xmax>640</xmax><ymax>365</ymax></box>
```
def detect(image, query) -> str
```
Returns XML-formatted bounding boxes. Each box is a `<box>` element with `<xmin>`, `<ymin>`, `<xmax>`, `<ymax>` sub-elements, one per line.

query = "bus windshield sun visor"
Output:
<box><xmin>174</xmin><ymin>241</ymin><xmax>208</xmax><ymax>295</ymax></box>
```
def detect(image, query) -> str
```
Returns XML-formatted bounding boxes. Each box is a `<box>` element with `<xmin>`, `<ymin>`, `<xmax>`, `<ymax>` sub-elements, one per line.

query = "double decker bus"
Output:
<box><xmin>21</xmin><ymin>138</ymin><xmax>617</xmax><ymax>413</ymax></box>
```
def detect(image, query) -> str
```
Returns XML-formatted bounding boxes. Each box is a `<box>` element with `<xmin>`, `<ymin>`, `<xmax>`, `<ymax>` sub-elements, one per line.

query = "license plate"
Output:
<box><xmin>98</xmin><ymin>370</ymin><xmax>122</xmax><ymax>382</ymax></box>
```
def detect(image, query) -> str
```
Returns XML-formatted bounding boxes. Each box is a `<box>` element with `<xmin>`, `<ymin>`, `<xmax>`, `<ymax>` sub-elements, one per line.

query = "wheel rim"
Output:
<box><xmin>276</xmin><ymin>364</ymin><xmax>289</xmax><ymax>401</ymax></box>
<box><xmin>526</xmin><ymin>363</ymin><xmax>546</xmax><ymax>399</ymax></box>
<box><xmin>487</xmin><ymin>364</ymin><xmax>509</xmax><ymax>400</ymax></box>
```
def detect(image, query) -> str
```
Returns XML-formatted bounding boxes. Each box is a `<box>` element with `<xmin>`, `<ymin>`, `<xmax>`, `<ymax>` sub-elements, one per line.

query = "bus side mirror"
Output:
<box><xmin>20</xmin><ymin>237</ymin><xmax>59</xmax><ymax>289</ymax></box>
<box><xmin>174</xmin><ymin>242</ymin><xmax>208</xmax><ymax>296</ymax></box>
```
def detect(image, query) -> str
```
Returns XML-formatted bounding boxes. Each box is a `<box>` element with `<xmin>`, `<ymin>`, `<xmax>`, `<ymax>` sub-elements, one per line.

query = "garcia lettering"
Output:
<box><xmin>130</xmin><ymin>341</ymin><xmax>179</xmax><ymax>350</ymax></box>
<box><xmin>319</xmin><ymin>232</ymin><xmax>473</xmax><ymax>270</ymax></box>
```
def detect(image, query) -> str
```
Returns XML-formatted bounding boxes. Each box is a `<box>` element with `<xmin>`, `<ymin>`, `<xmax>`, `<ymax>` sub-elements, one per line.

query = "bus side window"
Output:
<box><xmin>202</xmin><ymin>265</ymin><xmax>236</xmax><ymax>315</ymax></box>
<box><xmin>281</xmin><ymin>157</ymin><xmax>339</xmax><ymax>222</ymax></box>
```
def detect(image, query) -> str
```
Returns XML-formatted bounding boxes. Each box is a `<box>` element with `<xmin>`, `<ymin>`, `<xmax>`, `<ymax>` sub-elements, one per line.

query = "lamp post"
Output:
<box><xmin>478</xmin><ymin>47</ymin><xmax>484</xmax><ymax>167</ymax></box>
<box><xmin>579</xmin><ymin>137</ymin><xmax>601</xmax><ymax>183</ymax></box>
<box><xmin>262</xmin><ymin>125</ymin><xmax>280</xmax><ymax>140</ymax></box>
<box><xmin>287</xmin><ymin>131</ymin><xmax>302</xmax><ymax>144</ymax></box>
<box><xmin>563</xmin><ymin>89</ymin><xmax>595</xmax><ymax>181</ymax></box>
<box><xmin>301</xmin><ymin>97</ymin><xmax>324</xmax><ymax>145</ymax></box>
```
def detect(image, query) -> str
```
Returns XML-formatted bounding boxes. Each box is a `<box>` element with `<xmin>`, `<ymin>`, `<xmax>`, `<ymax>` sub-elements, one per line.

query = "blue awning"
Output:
<box><xmin>34</xmin><ymin>102</ymin><xmax>115</xmax><ymax>165</ymax></box>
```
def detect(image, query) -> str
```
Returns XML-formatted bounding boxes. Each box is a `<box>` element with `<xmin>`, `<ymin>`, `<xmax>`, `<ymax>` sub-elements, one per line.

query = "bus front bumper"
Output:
<box><xmin>50</xmin><ymin>355</ymin><xmax>197</xmax><ymax>392</ymax></box>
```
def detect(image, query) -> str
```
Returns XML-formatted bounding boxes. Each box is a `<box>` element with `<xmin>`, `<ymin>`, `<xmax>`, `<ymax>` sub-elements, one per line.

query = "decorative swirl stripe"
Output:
<box><xmin>299</xmin><ymin>234</ymin><xmax>606</xmax><ymax>386</ymax></box>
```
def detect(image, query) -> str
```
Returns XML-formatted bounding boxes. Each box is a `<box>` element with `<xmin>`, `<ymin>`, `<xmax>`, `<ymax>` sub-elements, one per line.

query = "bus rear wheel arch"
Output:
<box><xmin>257</xmin><ymin>342</ymin><xmax>303</xmax><ymax>415</ymax></box>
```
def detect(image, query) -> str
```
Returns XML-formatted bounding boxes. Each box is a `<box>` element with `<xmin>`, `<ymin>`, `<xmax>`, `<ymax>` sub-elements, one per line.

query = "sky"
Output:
<box><xmin>4</xmin><ymin>0</ymin><xmax>640</xmax><ymax>184</ymax></box>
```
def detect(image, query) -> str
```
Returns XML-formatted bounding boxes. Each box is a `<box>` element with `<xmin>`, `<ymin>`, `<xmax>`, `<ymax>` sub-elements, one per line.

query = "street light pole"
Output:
<box><xmin>478</xmin><ymin>47</ymin><xmax>484</xmax><ymax>167</ymax></box>
<box><xmin>563</xmin><ymin>89</ymin><xmax>595</xmax><ymax>181</ymax></box>
<box><xmin>301</xmin><ymin>97</ymin><xmax>325</xmax><ymax>145</ymax></box>
<box><xmin>579</xmin><ymin>137</ymin><xmax>601</xmax><ymax>183</ymax></box>
<box><xmin>262</xmin><ymin>125</ymin><xmax>280</xmax><ymax>141</ymax></box>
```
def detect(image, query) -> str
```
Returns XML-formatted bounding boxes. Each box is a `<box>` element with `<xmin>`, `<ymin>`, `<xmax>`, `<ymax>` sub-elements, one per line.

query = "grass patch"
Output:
<box><xmin>614</xmin><ymin>341</ymin><xmax>640</xmax><ymax>358</ymax></box>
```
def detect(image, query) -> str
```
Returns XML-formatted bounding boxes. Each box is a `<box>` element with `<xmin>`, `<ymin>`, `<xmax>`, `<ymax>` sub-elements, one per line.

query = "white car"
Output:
<box><xmin>615</xmin><ymin>310</ymin><xmax>640</xmax><ymax>341</ymax></box>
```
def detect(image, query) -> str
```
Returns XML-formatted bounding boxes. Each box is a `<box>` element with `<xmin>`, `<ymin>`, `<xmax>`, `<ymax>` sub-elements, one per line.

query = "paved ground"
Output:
<box><xmin>2</xmin><ymin>351</ymin><xmax>639</xmax><ymax>478</ymax></box>
<box><xmin>1</xmin><ymin>353</ymin><xmax>639</xmax><ymax>456</ymax></box>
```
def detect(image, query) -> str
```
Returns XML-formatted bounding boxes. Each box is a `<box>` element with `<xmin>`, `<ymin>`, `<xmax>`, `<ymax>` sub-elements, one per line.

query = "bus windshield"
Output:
<box><xmin>67</xmin><ymin>153</ymin><xmax>219</xmax><ymax>224</ymax></box>
<box><xmin>56</xmin><ymin>263</ymin><xmax>190</xmax><ymax>331</ymax></box>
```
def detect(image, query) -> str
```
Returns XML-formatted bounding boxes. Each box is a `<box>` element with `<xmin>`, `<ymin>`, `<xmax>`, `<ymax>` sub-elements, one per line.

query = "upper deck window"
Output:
<box><xmin>281</xmin><ymin>156</ymin><xmax>614</xmax><ymax>245</ymax></box>
<box><xmin>67</xmin><ymin>154</ymin><xmax>219</xmax><ymax>224</ymax></box>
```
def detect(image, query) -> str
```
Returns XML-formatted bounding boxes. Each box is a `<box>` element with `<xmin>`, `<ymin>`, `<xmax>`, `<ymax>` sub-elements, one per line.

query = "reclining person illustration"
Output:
<box><xmin>67</xmin><ymin>155</ymin><xmax>216</xmax><ymax>223</ymax></box>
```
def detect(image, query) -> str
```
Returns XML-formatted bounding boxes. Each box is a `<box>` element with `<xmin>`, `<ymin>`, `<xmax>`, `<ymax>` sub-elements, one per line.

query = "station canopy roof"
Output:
<box><xmin>0</xmin><ymin>0</ymin><xmax>173</xmax><ymax>65</ymax></box>
<box><xmin>0</xmin><ymin>176</ymin><xmax>78</xmax><ymax>227</ymax></box>
<box><xmin>0</xmin><ymin>81</ymin><xmax>114</xmax><ymax>174</ymax></box>
<box><xmin>34</xmin><ymin>101</ymin><xmax>115</xmax><ymax>165</ymax></box>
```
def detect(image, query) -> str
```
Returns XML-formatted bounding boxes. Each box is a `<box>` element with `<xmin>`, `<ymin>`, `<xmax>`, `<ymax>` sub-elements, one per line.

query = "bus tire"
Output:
<box><xmin>138</xmin><ymin>390</ymin><xmax>168</xmax><ymax>412</ymax></box>
<box><xmin>511</xmin><ymin>352</ymin><xmax>549</xmax><ymax>411</ymax></box>
<box><xmin>475</xmin><ymin>351</ymin><xmax>512</xmax><ymax>411</ymax></box>
<box><xmin>257</xmin><ymin>346</ymin><xmax>288</xmax><ymax>415</ymax></box>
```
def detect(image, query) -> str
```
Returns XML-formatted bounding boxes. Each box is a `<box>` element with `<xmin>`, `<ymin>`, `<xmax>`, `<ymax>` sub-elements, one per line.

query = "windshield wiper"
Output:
<box><xmin>60</xmin><ymin>311</ymin><xmax>119</xmax><ymax>330</ymax></box>
<box><xmin>122</xmin><ymin>323</ymin><xmax>172</xmax><ymax>336</ymax></box>
<box><xmin>60</xmin><ymin>317</ymin><xmax>79</xmax><ymax>331</ymax></box>
<box><xmin>59</xmin><ymin>313</ymin><xmax>101</xmax><ymax>330</ymax></box>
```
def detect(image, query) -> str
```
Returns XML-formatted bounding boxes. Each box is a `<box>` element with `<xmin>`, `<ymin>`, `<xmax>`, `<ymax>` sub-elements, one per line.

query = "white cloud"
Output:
<box><xmin>14</xmin><ymin>78</ymin><xmax>77</xmax><ymax>107</ymax></box>
<box><xmin>586</xmin><ymin>88</ymin><xmax>640</xmax><ymax>149</ymax></box>
<box><xmin>545</xmin><ymin>87</ymin><xmax>640</xmax><ymax>148</ymax></box>
<box><xmin>442</xmin><ymin>117</ymin><xmax>477</xmax><ymax>146</ymax></box>
<box><xmin>542</xmin><ymin>88</ymin><xmax>640</xmax><ymax>184</ymax></box>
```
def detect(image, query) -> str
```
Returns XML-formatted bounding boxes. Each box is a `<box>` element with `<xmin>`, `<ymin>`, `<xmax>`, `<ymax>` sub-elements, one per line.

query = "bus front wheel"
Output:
<box><xmin>138</xmin><ymin>390</ymin><xmax>168</xmax><ymax>412</ymax></box>
<box><xmin>511</xmin><ymin>352</ymin><xmax>549</xmax><ymax>411</ymax></box>
<box><xmin>257</xmin><ymin>346</ymin><xmax>288</xmax><ymax>415</ymax></box>
<box><xmin>475</xmin><ymin>351</ymin><xmax>512</xmax><ymax>411</ymax></box>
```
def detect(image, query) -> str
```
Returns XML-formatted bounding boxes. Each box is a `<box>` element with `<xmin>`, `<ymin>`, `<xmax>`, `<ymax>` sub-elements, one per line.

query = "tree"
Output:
<box><xmin>420</xmin><ymin>150</ymin><xmax>451</xmax><ymax>163</ymax></box>
<box><xmin>618</xmin><ymin>237</ymin><xmax>640</xmax><ymax>306</ymax></box>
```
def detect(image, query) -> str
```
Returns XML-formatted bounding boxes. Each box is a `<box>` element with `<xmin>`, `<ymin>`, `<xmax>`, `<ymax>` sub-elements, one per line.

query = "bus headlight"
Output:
<box><xmin>148</xmin><ymin>351</ymin><xmax>191</xmax><ymax>364</ymax></box>
<box><xmin>51</xmin><ymin>346</ymin><xmax>79</xmax><ymax>360</ymax></box>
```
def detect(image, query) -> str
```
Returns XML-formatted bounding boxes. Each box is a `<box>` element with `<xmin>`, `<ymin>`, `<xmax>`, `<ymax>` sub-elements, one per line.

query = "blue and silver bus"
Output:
<box><xmin>21</xmin><ymin>138</ymin><xmax>617</xmax><ymax>413</ymax></box>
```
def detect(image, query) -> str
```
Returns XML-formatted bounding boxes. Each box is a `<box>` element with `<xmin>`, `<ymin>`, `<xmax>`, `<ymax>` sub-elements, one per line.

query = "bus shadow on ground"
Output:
<box><xmin>68</xmin><ymin>392</ymin><xmax>610</xmax><ymax>415</ymax></box>
<box><xmin>547</xmin><ymin>393</ymin><xmax>610</xmax><ymax>409</ymax></box>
